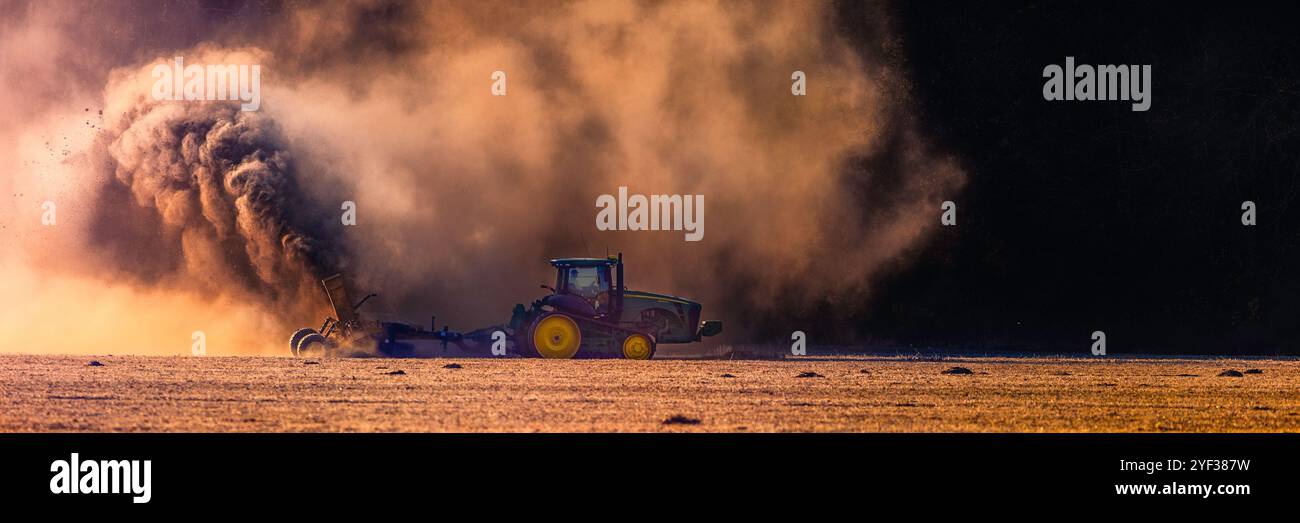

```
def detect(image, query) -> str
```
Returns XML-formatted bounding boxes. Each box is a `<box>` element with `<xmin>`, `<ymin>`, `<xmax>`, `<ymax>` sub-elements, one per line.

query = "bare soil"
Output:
<box><xmin>2</xmin><ymin>354</ymin><xmax>1297</xmax><ymax>432</ymax></box>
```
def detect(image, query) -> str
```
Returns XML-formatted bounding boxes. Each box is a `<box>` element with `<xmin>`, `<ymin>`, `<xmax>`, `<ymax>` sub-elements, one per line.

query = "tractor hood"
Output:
<box><xmin>621</xmin><ymin>290</ymin><xmax>705</xmax><ymax>343</ymax></box>
<box><xmin>623</xmin><ymin>290</ymin><xmax>700</xmax><ymax>307</ymax></box>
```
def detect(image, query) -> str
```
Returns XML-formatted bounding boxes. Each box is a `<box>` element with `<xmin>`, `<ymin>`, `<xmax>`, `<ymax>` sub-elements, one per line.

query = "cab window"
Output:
<box><xmin>564</xmin><ymin>266</ymin><xmax>611</xmax><ymax>309</ymax></box>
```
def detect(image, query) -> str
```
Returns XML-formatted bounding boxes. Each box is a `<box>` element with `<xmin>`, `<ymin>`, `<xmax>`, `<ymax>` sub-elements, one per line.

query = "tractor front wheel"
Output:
<box><xmin>530</xmin><ymin>314</ymin><xmax>582</xmax><ymax>359</ymax></box>
<box><xmin>621</xmin><ymin>333</ymin><xmax>655</xmax><ymax>360</ymax></box>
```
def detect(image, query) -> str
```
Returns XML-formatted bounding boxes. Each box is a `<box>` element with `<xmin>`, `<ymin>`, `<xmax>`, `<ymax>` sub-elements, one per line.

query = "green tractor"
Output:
<box><xmin>288</xmin><ymin>253</ymin><xmax>721</xmax><ymax>359</ymax></box>
<box><xmin>510</xmin><ymin>253</ymin><xmax>723</xmax><ymax>359</ymax></box>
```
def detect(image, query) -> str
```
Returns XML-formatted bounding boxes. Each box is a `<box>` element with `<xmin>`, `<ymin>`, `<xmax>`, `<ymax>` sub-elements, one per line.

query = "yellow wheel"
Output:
<box><xmin>622</xmin><ymin>333</ymin><xmax>654</xmax><ymax>360</ymax></box>
<box><xmin>531</xmin><ymin>314</ymin><xmax>581</xmax><ymax>359</ymax></box>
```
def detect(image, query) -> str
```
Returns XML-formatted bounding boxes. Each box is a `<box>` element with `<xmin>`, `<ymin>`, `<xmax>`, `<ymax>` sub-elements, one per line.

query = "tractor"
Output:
<box><xmin>288</xmin><ymin>253</ymin><xmax>722</xmax><ymax>359</ymax></box>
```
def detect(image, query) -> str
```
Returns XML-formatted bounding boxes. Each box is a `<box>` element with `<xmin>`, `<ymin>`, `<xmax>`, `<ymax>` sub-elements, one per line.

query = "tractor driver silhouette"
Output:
<box><xmin>569</xmin><ymin>268</ymin><xmax>610</xmax><ymax>313</ymax></box>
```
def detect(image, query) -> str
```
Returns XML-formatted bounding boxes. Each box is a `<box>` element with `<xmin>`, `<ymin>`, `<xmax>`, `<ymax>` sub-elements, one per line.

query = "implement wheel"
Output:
<box><xmin>296</xmin><ymin>333</ymin><xmax>330</xmax><ymax>357</ymax></box>
<box><xmin>621</xmin><ymin>333</ymin><xmax>655</xmax><ymax>360</ymax></box>
<box><xmin>289</xmin><ymin>328</ymin><xmax>316</xmax><ymax>356</ymax></box>
<box><xmin>530</xmin><ymin>314</ymin><xmax>582</xmax><ymax>359</ymax></box>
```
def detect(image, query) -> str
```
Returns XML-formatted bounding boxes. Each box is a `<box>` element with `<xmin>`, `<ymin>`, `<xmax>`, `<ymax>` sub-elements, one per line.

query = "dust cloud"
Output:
<box><xmin>0</xmin><ymin>1</ymin><xmax>962</xmax><ymax>354</ymax></box>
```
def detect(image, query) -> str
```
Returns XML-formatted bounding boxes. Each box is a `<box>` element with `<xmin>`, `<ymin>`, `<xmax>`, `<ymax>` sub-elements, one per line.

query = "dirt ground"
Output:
<box><xmin>2</xmin><ymin>354</ymin><xmax>1298</xmax><ymax>432</ymax></box>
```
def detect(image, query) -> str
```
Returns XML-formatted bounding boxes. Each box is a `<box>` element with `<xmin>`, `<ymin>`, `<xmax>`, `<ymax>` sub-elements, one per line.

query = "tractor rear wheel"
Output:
<box><xmin>289</xmin><ymin>328</ymin><xmax>316</xmax><ymax>356</ymax></box>
<box><xmin>296</xmin><ymin>333</ymin><xmax>329</xmax><ymax>357</ymax></box>
<box><xmin>530</xmin><ymin>314</ymin><xmax>581</xmax><ymax>359</ymax></box>
<box><xmin>621</xmin><ymin>333</ymin><xmax>655</xmax><ymax>360</ymax></box>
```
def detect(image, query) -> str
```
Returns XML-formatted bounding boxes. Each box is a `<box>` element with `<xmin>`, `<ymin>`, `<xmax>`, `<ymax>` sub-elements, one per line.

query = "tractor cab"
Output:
<box><xmin>548</xmin><ymin>255</ymin><xmax>624</xmax><ymax>319</ymax></box>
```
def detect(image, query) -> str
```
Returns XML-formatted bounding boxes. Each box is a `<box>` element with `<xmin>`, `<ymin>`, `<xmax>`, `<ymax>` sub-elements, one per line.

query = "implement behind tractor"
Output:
<box><xmin>288</xmin><ymin>253</ymin><xmax>721</xmax><ymax>359</ymax></box>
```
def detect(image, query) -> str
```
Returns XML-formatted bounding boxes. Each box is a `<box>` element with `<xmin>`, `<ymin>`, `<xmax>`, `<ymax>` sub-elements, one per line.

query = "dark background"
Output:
<box><xmin>823</xmin><ymin>1</ymin><xmax>1300</xmax><ymax>354</ymax></box>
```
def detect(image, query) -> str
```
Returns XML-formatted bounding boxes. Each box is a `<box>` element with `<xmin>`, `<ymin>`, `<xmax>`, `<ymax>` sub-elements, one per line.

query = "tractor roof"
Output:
<box><xmin>550</xmin><ymin>257</ymin><xmax>616</xmax><ymax>268</ymax></box>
